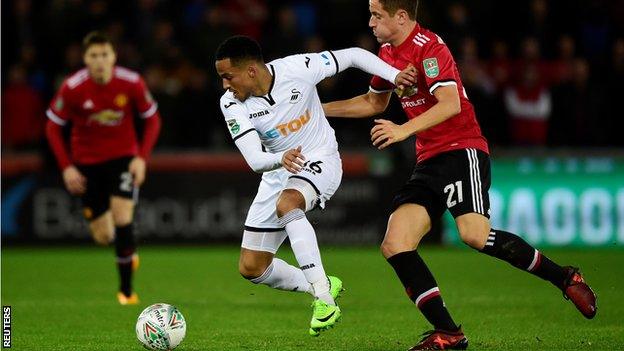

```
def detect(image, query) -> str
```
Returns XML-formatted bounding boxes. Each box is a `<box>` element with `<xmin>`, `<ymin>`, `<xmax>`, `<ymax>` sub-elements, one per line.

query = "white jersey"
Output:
<box><xmin>220</xmin><ymin>51</ymin><xmax>342</xmax><ymax>156</ymax></box>
<box><xmin>218</xmin><ymin>48</ymin><xmax>400</xmax><ymax>236</ymax></box>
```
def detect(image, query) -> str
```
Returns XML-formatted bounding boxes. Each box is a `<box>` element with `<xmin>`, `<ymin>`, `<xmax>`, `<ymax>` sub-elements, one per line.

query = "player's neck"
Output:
<box><xmin>253</xmin><ymin>65</ymin><xmax>273</xmax><ymax>97</ymax></box>
<box><xmin>90</xmin><ymin>71</ymin><xmax>113</xmax><ymax>85</ymax></box>
<box><xmin>392</xmin><ymin>22</ymin><xmax>417</xmax><ymax>47</ymax></box>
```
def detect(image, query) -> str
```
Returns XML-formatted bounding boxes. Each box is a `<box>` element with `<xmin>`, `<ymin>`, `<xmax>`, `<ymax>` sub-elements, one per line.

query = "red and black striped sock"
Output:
<box><xmin>480</xmin><ymin>229</ymin><xmax>567</xmax><ymax>288</ymax></box>
<box><xmin>387</xmin><ymin>250</ymin><xmax>458</xmax><ymax>331</ymax></box>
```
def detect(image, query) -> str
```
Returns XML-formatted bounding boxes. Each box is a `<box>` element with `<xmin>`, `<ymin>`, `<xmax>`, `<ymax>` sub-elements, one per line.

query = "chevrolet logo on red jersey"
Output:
<box><xmin>87</xmin><ymin>109</ymin><xmax>124</xmax><ymax>126</ymax></box>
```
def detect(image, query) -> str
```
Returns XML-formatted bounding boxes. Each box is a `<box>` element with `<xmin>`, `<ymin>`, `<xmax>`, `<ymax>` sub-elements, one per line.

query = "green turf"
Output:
<box><xmin>2</xmin><ymin>245</ymin><xmax>623</xmax><ymax>350</ymax></box>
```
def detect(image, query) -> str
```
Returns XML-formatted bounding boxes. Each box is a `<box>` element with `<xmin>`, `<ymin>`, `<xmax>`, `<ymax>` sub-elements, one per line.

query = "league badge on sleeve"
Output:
<box><xmin>423</xmin><ymin>58</ymin><xmax>439</xmax><ymax>78</ymax></box>
<box><xmin>227</xmin><ymin>119</ymin><xmax>240</xmax><ymax>135</ymax></box>
<box><xmin>55</xmin><ymin>97</ymin><xmax>65</xmax><ymax>111</ymax></box>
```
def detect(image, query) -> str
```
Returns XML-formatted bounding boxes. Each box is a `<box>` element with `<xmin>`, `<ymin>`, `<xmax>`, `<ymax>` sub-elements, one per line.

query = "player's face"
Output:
<box><xmin>84</xmin><ymin>43</ymin><xmax>116</xmax><ymax>83</ymax></box>
<box><xmin>215</xmin><ymin>58</ymin><xmax>255</xmax><ymax>102</ymax></box>
<box><xmin>369</xmin><ymin>0</ymin><xmax>400</xmax><ymax>44</ymax></box>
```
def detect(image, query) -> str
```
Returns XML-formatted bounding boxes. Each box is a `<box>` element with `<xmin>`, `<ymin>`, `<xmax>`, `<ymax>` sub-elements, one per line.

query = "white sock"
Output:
<box><xmin>281</xmin><ymin>209</ymin><xmax>334</xmax><ymax>305</ymax></box>
<box><xmin>250</xmin><ymin>258</ymin><xmax>313</xmax><ymax>295</ymax></box>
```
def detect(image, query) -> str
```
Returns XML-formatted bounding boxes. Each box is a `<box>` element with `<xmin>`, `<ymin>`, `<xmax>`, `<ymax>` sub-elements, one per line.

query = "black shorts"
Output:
<box><xmin>76</xmin><ymin>156</ymin><xmax>136</xmax><ymax>220</ymax></box>
<box><xmin>391</xmin><ymin>148</ymin><xmax>491</xmax><ymax>220</ymax></box>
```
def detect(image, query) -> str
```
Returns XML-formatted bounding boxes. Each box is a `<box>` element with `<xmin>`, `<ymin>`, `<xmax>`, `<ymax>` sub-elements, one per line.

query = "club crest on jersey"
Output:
<box><xmin>395</xmin><ymin>85</ymin><xmax>418</xmax><ymax>98</ymax></box>
<box><xmin>227</xmin><ymin>119</ymin><xmax>240</xmax><ymax>134</ymax></box>
<box><xmin>423</xmin><ymin>58</ymin><xmax>439</xmax><ymax>78</ymax></box>
<box><xmin>114</xmin><ymin>94</ymin><xmax>128</xmax><ymax>107</ymax></box>
<box><xmin>264</xmin><ymin>110</ymin><xmax>311</xmax><ymax>139</ymax></box>
<box><xmin>87</xmin><ymin>109</ymin><xmax>123</xmax><ymax>126</ymax></box>
<box><xmin>289</xmin><ymin>88</ymin><xmax>302</xmax><ymax>104</ymax></box>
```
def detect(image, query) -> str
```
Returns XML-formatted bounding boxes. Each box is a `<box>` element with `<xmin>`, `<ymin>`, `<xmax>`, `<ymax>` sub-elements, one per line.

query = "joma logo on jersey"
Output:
<box><xmin>264</xmin><ymin>110</ymin><xmax>311</xmax><ymax>139</ymax></box>
<box><xmin>249</xmin><ymin>110</ymin><xmax>270</xmax><ymax>119</ymax></box>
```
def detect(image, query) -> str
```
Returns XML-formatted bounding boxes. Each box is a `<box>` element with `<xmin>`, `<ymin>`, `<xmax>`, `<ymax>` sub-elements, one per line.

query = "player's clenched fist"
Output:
<box><xmin>394</xmin><ymin>63</ymin><xmax>417</xmax><ymax>91</ymax></box>
<box><xmin>282</xmin><ymin>146</ymin><xmax>306</xmax><ymax>174</ymax></box>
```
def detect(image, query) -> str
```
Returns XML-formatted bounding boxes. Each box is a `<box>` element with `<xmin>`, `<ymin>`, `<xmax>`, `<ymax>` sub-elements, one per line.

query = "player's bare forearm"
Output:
<box><xmin>323</xmin><ymin>91</ymin><xmax>390</xmax><ymax>118</ymax></box>
<box><xmin>403</xmin><ymin>101</ymin><xmax>459</xmax><ymax>135</ymax></box>
<box><xmin>371</xmin><ymin>86</ymin><xmax>461</xmax><ymax>149</ymax></box>
<box><xmin>404</xmin><ymin>85</ymin><xmax>461</xmax><ymax>135</ymax></box>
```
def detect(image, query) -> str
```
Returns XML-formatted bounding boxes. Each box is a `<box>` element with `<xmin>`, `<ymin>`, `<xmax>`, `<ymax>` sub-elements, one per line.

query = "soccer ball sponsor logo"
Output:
<box><xmin>136</xmin><ymin>303</ymin><xmax>186</xmax><ymax>350</ymax></box>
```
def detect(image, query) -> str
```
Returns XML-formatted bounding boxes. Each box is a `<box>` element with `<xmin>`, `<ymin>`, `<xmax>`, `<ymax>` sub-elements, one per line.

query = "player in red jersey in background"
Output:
<box><xmin>323</xmin><ymin>1</ymin><xmax>596</xmax><ymax>349</ymax></box>
<box><xmin>45</xmin><ymin>31</ymin><xmax>161</xmax><ymax>305</ymax></box>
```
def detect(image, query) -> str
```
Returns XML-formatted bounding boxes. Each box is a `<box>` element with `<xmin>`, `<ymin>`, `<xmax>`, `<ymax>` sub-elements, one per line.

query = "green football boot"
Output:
<box><xmin>328</xmin><ymin>276</ymin><xmax>344</xmax><ymax>301</ymax></box>
<box><xmin>309</xmin><ymin>299</ymin><xmax>342</xmax><ymax>336</ymax></box>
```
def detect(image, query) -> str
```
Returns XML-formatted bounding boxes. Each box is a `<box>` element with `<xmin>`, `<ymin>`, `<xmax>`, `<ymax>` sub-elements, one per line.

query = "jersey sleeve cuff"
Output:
<box><xmin>46</xmin><ymin>109</ymin><xmax>67</xmax><ymax>126</ymax></box>
<box><xmin>429</xmin><ymin>80</ymin><xmax>457</xmax><ymax>95</ymax></box>
<box><xmin>369</xmin><ymin>85</ymin><xmax>393</xmax><ymax>94</ymax></box>
<box><xmin>140</xmin><ymin>103</ymin><xmax>159</xmax><ymax>118</ymax></box>
<box><xmin>232</xmin><ymin>128</ymin><xmax>256</xmax><ymax>142</ymax></box>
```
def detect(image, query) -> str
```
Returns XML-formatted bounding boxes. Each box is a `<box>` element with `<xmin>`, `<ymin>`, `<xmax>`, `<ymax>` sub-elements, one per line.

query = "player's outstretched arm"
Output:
<box><xmin>331</xmin><ymin>48</ymin><xmax>416</xmax><ymax>88</ymax></box>
<box><xmin>322</xmin><ymin>90</ymin><xmax>391</xmax><ymax>118</ymax></box>
<box><xmin>371</xmin><ymin>85</ymin><xmax>461</xmax><ymax>149</ymax></box>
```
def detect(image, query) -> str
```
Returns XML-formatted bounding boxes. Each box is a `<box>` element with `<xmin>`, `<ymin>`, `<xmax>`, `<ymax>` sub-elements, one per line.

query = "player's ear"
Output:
<box><xmin>247</xmin><ymin>64</ymin><xmax>257</xmax><ymax>78</ymax></box>
<box><xmin>397</xmin><ymin>9</ymin><xmax>408</xmax><ymax>25</ymax></box>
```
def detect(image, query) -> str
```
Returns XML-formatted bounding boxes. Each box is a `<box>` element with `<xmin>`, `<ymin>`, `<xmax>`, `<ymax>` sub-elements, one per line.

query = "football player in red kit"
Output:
<box><xmin>45</xmin><ymin>31</ymin><xmax>161</xmax><ymax>305</ymax></box>
<box><xmin>323</xmin><ymin>1</ymin><xmax>596</xmax><ymax>349</ymax></box>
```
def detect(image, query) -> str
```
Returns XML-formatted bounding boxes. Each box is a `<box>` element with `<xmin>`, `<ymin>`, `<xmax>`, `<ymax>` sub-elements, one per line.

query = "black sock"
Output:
<box><xmin>387</xmin><ymin>250</ymin><xmax>458</xmax><ymax>331</ymax></box>
<box><xmin>115</xmin><ymin>223</ymin><xmax>136</xmax><ymax>296</ymax></box>
<box><xmin>480</xmin><ymin>229</ymin><xmax>567</xmax><ymax>288</ymax></box>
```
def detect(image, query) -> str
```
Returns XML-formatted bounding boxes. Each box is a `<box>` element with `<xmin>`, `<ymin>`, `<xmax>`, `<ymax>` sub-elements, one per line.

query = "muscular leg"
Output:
<box><xmin>277</xmin><ymin>189</ymin><xmax>333</xmax><ymax>304</ymax></box>
<box><xmin>382</xmin><ymin>204</ymin><xmax>459</xmax><ymax>331</ymax></box>
<box><xmin>239</xmin><ymin>247</ymin><xmax>313</xmax><ymax>294</ymax></box>
<box><xmin>110</xmin><ymin>196</ymin><xmax>136</xmax><ymax>297</ymax></box>
<box><xmin>455</xmin><ymin>213</ymin><xmax>567</xmax><ymax>288</ymax></box>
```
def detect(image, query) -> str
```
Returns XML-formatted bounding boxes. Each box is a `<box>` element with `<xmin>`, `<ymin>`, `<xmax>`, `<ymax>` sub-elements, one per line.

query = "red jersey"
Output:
<box><xmin>46</xmin><ymin>66</ymin><xmax>158</xmax><ymax>165</ymax></box>
<box><xmin>370</xmin><ymin>24</ymin><xmax>488</xmax><ymax>163</ymax></box>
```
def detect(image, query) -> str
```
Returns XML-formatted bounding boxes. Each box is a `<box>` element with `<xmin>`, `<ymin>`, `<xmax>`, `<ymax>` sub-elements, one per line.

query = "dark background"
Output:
<box><xmin>3</xmin><ymin>0</ymin><xmax>624</xmax><ymax>155</ymax></box>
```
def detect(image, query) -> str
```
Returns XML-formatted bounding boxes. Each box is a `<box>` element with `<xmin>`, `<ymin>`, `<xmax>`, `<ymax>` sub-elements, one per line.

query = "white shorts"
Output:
<box><xmin>241</xmin><ymin>150</ymin><xmax>342</xmax><ymax>253</ymax></box>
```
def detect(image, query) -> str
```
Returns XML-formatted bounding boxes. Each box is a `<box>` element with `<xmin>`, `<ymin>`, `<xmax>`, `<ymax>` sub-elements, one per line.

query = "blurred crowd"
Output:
<box><xmin>2</xmin><ymin>0</ymin><xmax>624</xmax><ymax>154</ymax></box>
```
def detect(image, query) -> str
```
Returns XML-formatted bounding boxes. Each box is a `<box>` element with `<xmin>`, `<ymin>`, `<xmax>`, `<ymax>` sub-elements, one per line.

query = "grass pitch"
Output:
<box><xmin>2</xmin><ymin>245</ymin><xmax>623</xmax><ymax>350</ymax></box>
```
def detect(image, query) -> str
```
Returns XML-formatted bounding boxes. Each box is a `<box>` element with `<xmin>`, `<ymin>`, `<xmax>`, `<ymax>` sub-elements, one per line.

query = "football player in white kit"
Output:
<box><xmin>215</xmin><ymin>36</ymin><xmax>416</xmax><ymax>336</ymax></box>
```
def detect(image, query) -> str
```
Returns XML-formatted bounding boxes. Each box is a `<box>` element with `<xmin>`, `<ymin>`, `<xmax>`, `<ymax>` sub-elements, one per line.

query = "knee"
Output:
<box><xmin>111</xmin><ymin>210</ymin><xmax>133</xmax><ymax>226</ymax></box>
<box><xmin>91</xmin><ymin>227</ymin><xmax>114</xmax><ymax>246</ymax></box>
<box><xmin>380</xmin><ymin>234</ymin><xmax>414</xmax><ymax>259</ymax></box>
<box><xmin>457</xmin><ymin>225</ymin><xmax>488</xmax><ymax>250</ymax></box>
<box><xmin>238</xmin><ymin>258</ymin><xmax>269</xmax><ymax>280</ymax></box>
<box><xmin>275</xmin><ymin>202</ymin><xmax>290</xmax><ymax>219</ymax></box>
<box><xmin>276</xmin><ymin>190</ymin><xmax>304</xmax><ymax>218</ymax></box>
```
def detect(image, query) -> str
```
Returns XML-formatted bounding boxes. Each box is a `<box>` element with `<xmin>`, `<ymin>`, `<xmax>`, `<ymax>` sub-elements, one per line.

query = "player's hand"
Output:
<box><xmin>282</xmin><ymin>146</ymin><xmax>306</xmax><ymax>174</ymax></box>
<box><xmin>371</xmin><ymin>119</ymin><xmax>410</xmax><ymax>149</ymax></box>
<box><xmin>129</xmin><ymin>156</ymin><xmax>146</xmax><ymax>187</ymax></box>
<box><xmin>62</xmin><ymin>165</ymin><xmax>87</xmax><ymax>195</ymax></box>
<box><xmin>394</xmin><ymin>64</ymin><xmax>417</xmax><ymax>91</ymax></box>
